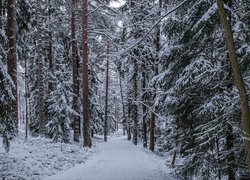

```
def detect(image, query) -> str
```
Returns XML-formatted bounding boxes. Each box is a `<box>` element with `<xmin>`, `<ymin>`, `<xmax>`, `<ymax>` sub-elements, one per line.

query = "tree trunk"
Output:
<box><xmin>149</xmin><ymin>112</ymin><xmax>155</xmax><ymax>151</ymax></box>
<box><xmin>226</xmin><ymin>124</ymin><xmax>235</xmax><ymax>180</ymax></box>
<box><xmin>127</xmin><ymin>101</ymin><xmax>131</xmax><ymax>140</ymax></box>
<box><xmin>36</xmin><ymin>0</ymin><xmax>45</xmax><ymax>134</ymax></box>
<box><xmin>7</xmin><ymin>0</ymin><xmax>18</xmax><ymax>133</ymax></box>
<box><xmin>119</xmin><ymin>75</ymin><xmax>126</xmax><ymax>136</ymax></box>
<box><xmin>142</xmin><ymin>58</ymin><xmax>147</xmax><ymax>148</ymax></box>
<box><xmin>48</xmin><ymin>0</ymin><xmax>53</xmax><ymax>92</ymax></box>
<box><xmin>217</xmin><ymin>0</ymin><xmax>250</xmax><ymax>173</ymax></box>
<box><xmin>104</xmin><ymin>58</ymin><xmax>109</xmax><ymax>142</ymax></box>
<box><xmin>82</xmin><ymin>0</ymin><xmax>91</xmax><ymax>148</ymax></box>
<box><xmin>150</xmin><ymin>0</ymin><xmax>162</xmax><ymax>152</ymax></box>
<box><xmin>71</xmin><ymin>0</ymin><xmax>80</xmax><ymax>143</ymax></box>
<box><xmin>132</xmin><ymin>53</ymin><xmax>138</xmax><ymax>145</ymax></box>
<box><xmin>25</xmin><ymin>55</ymin><xmax>29</xmax><ymax>140</ymax></box>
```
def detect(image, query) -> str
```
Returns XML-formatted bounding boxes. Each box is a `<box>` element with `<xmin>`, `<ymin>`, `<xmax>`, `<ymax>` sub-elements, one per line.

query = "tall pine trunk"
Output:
<box><xmin>7</xmin><ymin>0</ymin><xmax>18</xmax><ymax>133</ymax></box>
<box><xmin>71</xmin><ymin>0</ymin><xmax>80</xmax><ymax>142</ymax></box>
<box><xmin>36</xmin><ymin>0</ymin><xmax>45</xmax><ymax>134</ymax></box>
<box><xmin>142</xmin><ymin>57</ymin><xmax>147</xmax><ymax>148</ymax></box>
<box><xmin>82</xmin><ymin>0</ymin><xmax>91</xmax><ymax>147</ymax></box>
<box><xmin>149</xmin><ymin>0</ymin><xmax>162</xmax><ymax>152</ymax></box>
<box><xmin>25</xmin><ymin>55</ymin><xmax>29</xmax><ymax>140</ymax></box>
<box><xmin>217</xmin><ymin>0</ymin><xmax>250</xmax><ymax>174</ymax></box>
<box><xmin>132</xmin><ymin>54</ymin><xmax>138</xmax><ymax>145</ymax></box>
<box><xmin>104</xmin><ymin>58</ymin><xmax>109</xmax><ymax>142</ymax></box>
<box><xmin>119</xmin><ymin>75</ymin><xmax>126</xmax><ymax>135</ymax></box>
<box><xmin>127</xmin><ymin>101</ymin><xmax>131</xmax><ymax>140</ymax></box>
<box><xmin>47</xmin><ymin>0</ymin><xmax>53</xmax><ymax>93</ymax></box>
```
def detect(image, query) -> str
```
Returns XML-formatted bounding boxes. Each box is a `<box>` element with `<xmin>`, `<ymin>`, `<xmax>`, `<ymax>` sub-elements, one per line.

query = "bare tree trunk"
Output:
<box><xmin>72</xmin><ymin>0</ymin><xmax>80</xmax><ymax>143</ymax></box>
<box><xmin>48</xmin><ymin>0</ymin><xmax>53</xmax><ymax>93</ymax></box>
<box><xmin>226</xmin><ymin>124</ymin><xmax>235</xmax><ymax>180</ymax></box>
<box><xmin>7</xmin><ymin>0</ymin><xmax>18</xmax><ymax>133</ymax></box>
<box><xmin>36</xmin><ymin>0</ymin><xmax>45</xmax><ymax>134</ymax></box>
<box><xmin>25</xmin><ymin>56</ymin><xmax>29</xmax><ymax>140</ymax></box>
<box><xmin>217</xmin><ymin>0</ymin><xmax>250</xmax><ymax>174</ymax></box>
<box><xmin>132</xmin><ymin>55</ymin><xmax>138</xmax><ymax>145</ymax></box>
<box><xmin>104</xmin><ymin>58</ymin><xmax>109</xmax><ymax>142</ymax></box>
<box><xmin>119</xmin><ymin>75</ymin><xmax>126</xmax><ymax>135</ymax></box>
<box><xmin>142</xmin><ymin>58</ymin><xmax>147</xmax><ymax>148</ymax></box>
<box><xmin>82</xmin><ymin>0</ymin><xmax>91</xmax><ymax>148</ymax></box>
<box><xmin>150</xmin><ymin>0</ymin><xmax>162</xmax><ymax>152</ymax></box>
<box><xmin>127</xmin><ymin>101</ymin><xmax>131</xmax><ymax>140</ymax></box>
<box><xmin>149</xmin><ymin>112</ymin><xmax>155</xmax><ymax>151</ymax></box>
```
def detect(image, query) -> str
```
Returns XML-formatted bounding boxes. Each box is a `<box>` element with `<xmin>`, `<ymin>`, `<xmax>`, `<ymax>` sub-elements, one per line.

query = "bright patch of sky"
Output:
<box><xmin>110</xmin><ymin>0</ymin><xmax>126</xmax><ymax>8</ymax></box>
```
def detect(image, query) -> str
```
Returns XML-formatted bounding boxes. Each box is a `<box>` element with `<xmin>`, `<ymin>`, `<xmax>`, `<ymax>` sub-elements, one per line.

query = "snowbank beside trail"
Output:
<box><xmin>0</xmin><ymin>129</ymin><xmax>93</xmax><ymax>180</ymax></box>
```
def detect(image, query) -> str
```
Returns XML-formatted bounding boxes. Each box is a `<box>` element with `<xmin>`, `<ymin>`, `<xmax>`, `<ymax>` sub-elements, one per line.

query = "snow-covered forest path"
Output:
<box><xmin>45</xmin><ymin>130</ymin><xmax>174</xmax><ymax>180</ymax></box>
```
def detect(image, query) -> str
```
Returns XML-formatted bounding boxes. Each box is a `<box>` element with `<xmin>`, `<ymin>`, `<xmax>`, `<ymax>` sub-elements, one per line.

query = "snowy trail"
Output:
<box><xmin>45</xmin><ymin>130</ymin><xmax>174</xmax><ymax>180</ymax></box>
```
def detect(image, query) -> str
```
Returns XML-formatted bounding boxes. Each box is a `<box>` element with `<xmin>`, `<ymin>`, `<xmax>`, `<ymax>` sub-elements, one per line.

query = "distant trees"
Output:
<box><xmin>0</xmin><ymin>0</ymin><xmax>119</xmax><ymax>145</ymax></box>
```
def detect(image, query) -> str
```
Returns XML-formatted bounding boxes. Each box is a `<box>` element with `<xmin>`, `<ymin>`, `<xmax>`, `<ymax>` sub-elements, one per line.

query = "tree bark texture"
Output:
<box><xmin>71</xmin><ymin>0</ymin><xmax>80</xmax><ymax>143</ymax></box>
<box><xmin>47</xmin><ymin>0</ymin><xmax>53</xmax><ymax>93</ymax></box>
<box><xmin>226</xmin><ymin>124</ymin><xmax>235</xmax><ymax>180</ymax></box>
<box><xmin>150</xmin><ymin>0</ymin><xmax>162</xmax><ymax>152</ymax></box>
<box><xmin>142</xmin><ymin>57</ymin><xmax>147</xmax><ymax>148</ymax></box>
<box><xmin>119</xmin><ymin>75</ymin><xmax>126</xmax><ymax>136</ymax></box>
<box><xmin>127</xmin><ymin>101</ymin><xmax>131</xmax><ymax>141</ymax></box>
<box><xmin>25</xmin><ymin>55</ymin><xmax>29</xmax><ymax>140</ymax></box>
<box><xmin>132</xmin><ymin>53</ymin><xmax>138</xmax><ymax>145</ymax></box>
<box><xmin>104</xmin><ymin>58</ymin><xmax>109</xmax><ymax>142</ymax></box>
<box><xmin>217</xmin><ymin>0</ymin><xmax>250</xmax><ymax>173</ymax></box>
<box><xmin>36</xmin><ymin>0</ymin><xmax>45</xmax><ymax>134</ymax></box>
<box><xmin>7</xmin><ymin>0</ymin><xmax>18</xmax><ymax>132</ymax></box>
<box><xmin>82</xmin><ymin>0</ymin><xmax>91</xmax><ymax>148</ymax></box>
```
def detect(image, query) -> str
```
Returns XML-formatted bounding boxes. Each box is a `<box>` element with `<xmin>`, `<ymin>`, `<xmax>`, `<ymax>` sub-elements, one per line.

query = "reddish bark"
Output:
<box><xmin>82</xmin><ymin>0</ymin><xmax>91</xmax><ymax>147</ymax></box>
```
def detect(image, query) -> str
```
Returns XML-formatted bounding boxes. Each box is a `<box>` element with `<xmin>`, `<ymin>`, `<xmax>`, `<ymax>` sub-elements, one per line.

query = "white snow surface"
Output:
<box><xmin>45</xmin><ymin>129</ymin><xmax>175</xmax><ymax>180</ymax></box>
<box><xmin>0</xmin><ymin>128</ymin><xmax>93</xmax><ymax>180</ymax></box>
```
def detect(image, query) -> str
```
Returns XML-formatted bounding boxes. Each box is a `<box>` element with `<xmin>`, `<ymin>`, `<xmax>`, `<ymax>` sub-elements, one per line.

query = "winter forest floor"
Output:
<box><xmin>0</xmin><ymin>129</ymin><xmax>174</xmax><ymax>180</ymax></box>
<box><xmin>45</xmin><ymin>130</ymin><xmax>175</xmax><ymax>180</ymax></box>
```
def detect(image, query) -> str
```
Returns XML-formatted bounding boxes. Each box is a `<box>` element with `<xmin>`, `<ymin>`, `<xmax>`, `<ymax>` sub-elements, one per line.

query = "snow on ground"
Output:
<box><xmin>0</xmin><ymin>128</ymin><xmax>93</xmax><ymax>180</ymax></box>
<box><xmin>45</xmin><ymin>129</ymin><xmax>175</xmax><ymax>180</ymax></box>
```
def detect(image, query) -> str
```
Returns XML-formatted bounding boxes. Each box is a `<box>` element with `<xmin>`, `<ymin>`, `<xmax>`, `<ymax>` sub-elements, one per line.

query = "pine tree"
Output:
<box><xmin>0</xmin><ymin>60</ymin><xmax>15</xmax><ymax>151</ymax></box>
<box><xmin>46</xmin><ymin>59</ymin><xmax>72</xmax><ymax>143</ymax></box>
<box><xmin>217</xmin><ymin>0</ymin><xmax>250</xmax><ymax>175</ymax></box>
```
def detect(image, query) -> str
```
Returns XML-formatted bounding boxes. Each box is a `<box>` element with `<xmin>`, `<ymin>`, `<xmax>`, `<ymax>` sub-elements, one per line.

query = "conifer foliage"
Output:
<box><xmin>1</xmin><ymin>0</ymin><xmax>250</xmax><ymax>179</ymax></box>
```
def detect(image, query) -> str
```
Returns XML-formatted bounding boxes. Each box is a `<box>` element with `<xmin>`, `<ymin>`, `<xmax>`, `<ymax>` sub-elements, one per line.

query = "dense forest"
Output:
<box><xmin>0</xmin><ymin>0</ymin><xmax>250</xmax><ymax>179</ymax></box>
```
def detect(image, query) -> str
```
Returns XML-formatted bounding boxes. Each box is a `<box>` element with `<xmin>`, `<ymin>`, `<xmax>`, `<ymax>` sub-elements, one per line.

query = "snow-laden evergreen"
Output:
<box><xmin>1</xmin><ymin>0</ymin><xmax>250</xmax><ymax>179</ymax></box>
